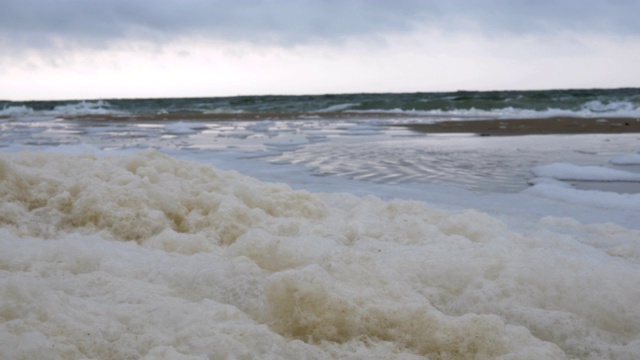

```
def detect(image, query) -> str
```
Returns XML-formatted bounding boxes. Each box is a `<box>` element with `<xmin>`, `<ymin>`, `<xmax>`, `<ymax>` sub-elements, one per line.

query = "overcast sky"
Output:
<box><xmin>1</xmin><ymin>0</ymin><xmax>639</xmax><ymax>100</ymax></box>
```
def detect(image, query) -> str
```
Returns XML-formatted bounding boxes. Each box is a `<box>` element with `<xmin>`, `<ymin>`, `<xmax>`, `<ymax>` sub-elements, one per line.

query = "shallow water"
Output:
<box><xmin>3</xmin><ymin>93</ymin><xmax>640</xmax><ymax>359</ymax></box>
<box><xmin>270</xmin><ymin>129</ymin><xmax>640</xmax><ymax>193</ymax></box>
<box><xmin>2</xmin><ymin>115</ymin><xmax>638</xmax><ymax>194</ymax></box>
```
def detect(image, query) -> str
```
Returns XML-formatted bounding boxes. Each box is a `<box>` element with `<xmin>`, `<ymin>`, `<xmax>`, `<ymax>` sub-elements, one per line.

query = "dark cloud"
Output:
<box><xmin>0</xmin><ymin>0</ymin><xmax>432</xmax><ymax>49</ymax></box>
<box><xmin>1</xmin><ymin>0</ymin><xmax>639</xmax><ymax>51</ymax></box>
<box><xmin>440</xmin><ymin>0</ymin><xmax>640</xmax><ymax>36</ymax></box>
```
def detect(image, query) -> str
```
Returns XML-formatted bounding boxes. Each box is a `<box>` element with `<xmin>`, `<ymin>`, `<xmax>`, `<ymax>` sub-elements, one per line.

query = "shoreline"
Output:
<box><xmin>395</xmin><ymin>117</ymin><xmax>640</xmax><ymax>136</ymax></box>
<box><xmin>4</xmin><ymin>112</ymin><xmax>640</xmax><ymax>136</ymax></box>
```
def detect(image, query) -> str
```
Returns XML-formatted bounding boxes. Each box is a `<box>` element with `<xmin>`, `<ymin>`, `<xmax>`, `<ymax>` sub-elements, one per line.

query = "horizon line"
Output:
<box><xmin>2</xmin><ymin>86</ymin><xmax>638</xmax><ymax>103</ymax></box>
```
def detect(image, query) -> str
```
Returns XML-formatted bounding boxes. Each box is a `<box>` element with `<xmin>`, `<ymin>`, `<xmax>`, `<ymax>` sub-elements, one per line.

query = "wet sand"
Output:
<box><xmin>29</xmin><ymin>111</ymin><xmax>404</xmax><ymax>122</ymax></box>
<box><xmin>11</xmin><ymin>113</ymin><xmax>640</xmax><ymax>136</ymax></box>
<box><xmin>397</xmin><ymin>117</ymin><xmax>640</xmax><ymax>136</ymax></box>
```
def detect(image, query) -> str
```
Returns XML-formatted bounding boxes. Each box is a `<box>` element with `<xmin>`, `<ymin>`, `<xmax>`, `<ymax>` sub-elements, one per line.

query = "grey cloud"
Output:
<box><xmin>0</xmin><ymin>0</ymin><xmax>433</xmax><ymax>49</ymax></box>
<box><xmin>1</xmin><ymin>0</ymin><xmax>639</xmax><ymax>52</ymax></box>
<box><xmin>441</xmin><ymin>0</ymin><xmax>640</xmax><ymax>36</ymax></box>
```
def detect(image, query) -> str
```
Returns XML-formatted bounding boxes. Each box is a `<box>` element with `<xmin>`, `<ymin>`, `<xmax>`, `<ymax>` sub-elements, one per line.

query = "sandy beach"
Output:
<box><xmin>397</xmin><ymin>117</ymin><xmax>640</xmax><ymax>136</ymax></box>
<box><xmin>2</xmin><ymin>95</ymin><xmax>640</xmax><ymax>359</ymax></box>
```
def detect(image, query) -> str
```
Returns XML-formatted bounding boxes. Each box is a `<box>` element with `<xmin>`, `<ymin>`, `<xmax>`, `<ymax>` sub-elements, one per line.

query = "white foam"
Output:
<box><xmin>164</xmin><ymin>121</ymin><xmax>198</xmax><ymax>134</ymax></box>
<box><xmin>336</xmin><ymin>123</ymin><xmax>383</xmax><ymax>136</ymax></box>
<box><xmin>49</xmin><ymin>100</ymin><xmax>118</xmax><ymax>116</ymax></box>
<box><xmin>0</xmin><ymin>105</ymin><xmax>35</xmax><ymax>117</ymax></box>
<box><xmin>349</xmin><ymin>102</ymin><xmax>640</xmax><ymax>120</ymax></box>
<box><xmin>202</xmin><ymin>108</ymin><xmax>244</xmax><ymax>114</ymax></box>
<box><xmin>532</xmin><ymin>162</ymin><xmax>640</xmax><ymax>182</ymax></box>
<box><xmin>525</xmin><ymin>181</ymin><xmax>640</xmax><ymax>211</ymax></box>
<box><xmin>610</xmin><ymin>153</ymin><xmax>640</xmax><ymax>165</ymax></box>
<box><xmin>315</xmin><ymin>103</ymin><xmax>359</xmax><ymax>112</ymax></box>
<box><xmin>246</xmin><ymin>120</ymin><xmax>275</xmax><ymax>133</ymax></box>
<box><xmin>264</xmin><ymin>135</ymin><xmax>309</xmax><ymax>150</ymax></box>
<box><xmin>580</xmin><ymin>99</ymin><xmax>640</xmax><ymax>115</ymax></box>
<box><xmin>1</xmin><ymin>151</ymin><xmax>640</xmax><ymax>359</ymax></box>
<box><xmin>0</xmin><ymin>101</ymin><xmax>122</xmax><ymax>118</ymax></box>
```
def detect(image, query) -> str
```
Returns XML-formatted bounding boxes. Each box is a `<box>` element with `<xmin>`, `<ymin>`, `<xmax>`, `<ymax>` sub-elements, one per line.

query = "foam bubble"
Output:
<box><xmin>526</xmin><ymin>181</ymin><xmax>640</xmax><ymax>211</ymax></box>
<box><xmin>316</xmin><ymin>103</ymin><xmax>359</xmax><ymax>112</ymax></box>
<box><xmin>1</xmin><ymin>151</ymin><xmax>639</xmax><ymax>359</ymax></box>
<box><xmin>532</xmin><ymin>162</ymin><xmax>640</xmax><ymax>182</ymax></box>
<box><xmin>50</xmin><ymin>100</ymin><xmax>116</xmax><ymax>116</ymax></box>
<box><xmin>580</xmin><ymin>100</ymin><xmax>640</xmax><ymax>115</ymax></box>
<box><xmin>611</xmin><ymin>153</ymin><xmax>640</xmax><ymax>165</ymax></box>
<box><xmin>163</xmin><ymin>121</ymin><xmax>199</xmax><ymax>135</ymax></box>
<box><xmin>350</xmin><ymin>101</ymin><xmax>640</xmax><ymax>120</ymax></box>
<box><xmin>0</xmin><ymin>101</ymin><xmax>122</xmax><ymax>118</ymax></box>
<box><xmin>0</xmin><ymin>105</ymin><xmax>35</xmax><ymax>117</ymax></box>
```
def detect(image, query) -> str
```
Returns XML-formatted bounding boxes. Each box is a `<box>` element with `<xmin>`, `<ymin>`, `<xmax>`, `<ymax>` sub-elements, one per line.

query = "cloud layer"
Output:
<box><xmin>2</xmin><ymin>0</ymin><xmax>640</xmax><ymax>50</ymax></box>
<box><xmin>2</xmin><ymin>1</ymin><xmax>639</xmax><ymax>100</ymax></box>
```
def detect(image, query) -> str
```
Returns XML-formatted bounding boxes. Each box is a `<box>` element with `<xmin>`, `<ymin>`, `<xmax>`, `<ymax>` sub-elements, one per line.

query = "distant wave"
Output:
<box><xmin>2</xmin><ymin>88</ymin><xmax>639</xmax><ymax>119</ymax></box>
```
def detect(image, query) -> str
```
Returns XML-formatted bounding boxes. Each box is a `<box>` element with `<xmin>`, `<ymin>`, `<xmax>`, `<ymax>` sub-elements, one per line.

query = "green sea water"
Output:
<box><xmin>2</xmin><ymin>88</ymin><xmax>639</xmax><ymax>118</ymax></box>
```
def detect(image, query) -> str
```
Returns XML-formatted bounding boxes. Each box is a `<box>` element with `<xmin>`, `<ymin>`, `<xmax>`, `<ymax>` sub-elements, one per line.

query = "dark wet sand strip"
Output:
<box><xmin>38</xmin><ymin>111</ymin><xmax>401</xmax><ymax>122</ymax></box>
<box><xmin>397</xmin><ymin>117</ymin><xmax>640</xmax><ymax>136</ymax></box>
<box><xmin>14</xmin><ymin>113</ymin><xmax>640</xmax><ymax>136</ymax></box>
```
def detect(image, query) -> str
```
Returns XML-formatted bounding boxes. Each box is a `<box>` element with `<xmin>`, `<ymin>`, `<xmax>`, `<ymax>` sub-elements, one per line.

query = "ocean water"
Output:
<box><xmin>2</xmin><ymin>88</ymin><xmax>640</xmax><ymax>193</ymax></box>
<box><xmin>1</xmin><ymin>89</ymin><xmax>640</xmax><ymax>359</ymax></box>
<box><xmin>2</xmin><ymin>88</ymin><xmax>640</xmax><ymax>117</ymax></box>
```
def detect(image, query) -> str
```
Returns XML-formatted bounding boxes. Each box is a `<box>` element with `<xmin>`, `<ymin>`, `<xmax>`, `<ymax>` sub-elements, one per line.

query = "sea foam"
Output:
<box><xmin>1</xmin><ymin>151</ymin><xmax>639</xmax><ymax>359</ymax></box>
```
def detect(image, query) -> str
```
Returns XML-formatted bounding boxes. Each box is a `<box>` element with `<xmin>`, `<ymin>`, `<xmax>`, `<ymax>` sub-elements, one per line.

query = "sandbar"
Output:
<box><xmin>396</xmin><ymin>117</ymin><xmax>640</xmax><ymax>136</ymax></box>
